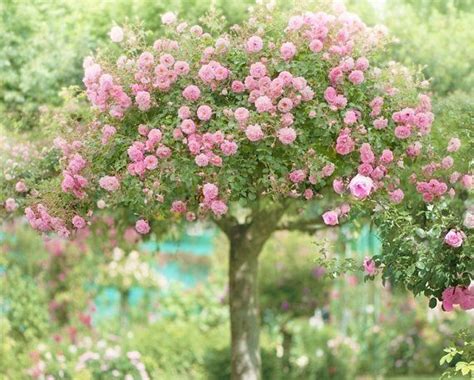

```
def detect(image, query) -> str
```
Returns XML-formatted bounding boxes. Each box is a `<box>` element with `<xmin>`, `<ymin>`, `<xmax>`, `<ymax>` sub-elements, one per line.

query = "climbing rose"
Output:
<box><xmin>210</xmin><ymin>200</ymin><xmax>228</xmax><ymax>216</ymax></box>
<box><xmin>349</xmin><ymin>174</ymin><xmax>374</xmax><ymax>200</ymax></box>
<box><xmin>444</xmin><ymin>229</ymin><xmax>464</xmax><ymax>248</ymax></box>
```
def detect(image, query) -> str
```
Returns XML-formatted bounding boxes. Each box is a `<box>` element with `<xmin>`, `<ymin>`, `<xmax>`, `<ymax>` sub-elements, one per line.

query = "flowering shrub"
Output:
<box><xmin>17</xmin><ymin>0</ymin><xmax>471</xmax><ymax>308</ymax></box>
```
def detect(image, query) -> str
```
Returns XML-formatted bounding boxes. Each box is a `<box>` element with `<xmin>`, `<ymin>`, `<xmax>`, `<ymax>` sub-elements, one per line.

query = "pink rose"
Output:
<box><xmin>109</xmin><ymin>26</ymin><xmax>124</xmax><ymax>42</ymax></box>
<box><xmin>363</xmin><ymin>257</ymin><xmax>376</xmax><ymax>275</ymax></box>
<box><xmin>389</xmin><ymin>189</ymin><xmax>404</xmax><ymax>204</ymax></box>
<box><xmin>447</xmin><ymin>137</ymin><xmax>461</xmax><ymax>152</ymax></box>
<box><xmin>348</xmin><ymin>70</ymin><xmax>364</xmax><ymax>85</ymax></box>
<box><xmin>197</xmin><ymin>105</ymin><xmax>212</xmax><ymax>121</ymax></box>
<box><xmin>444</xmin><ymin>229</ymin><xmax>463</xmax><ymax>248</ymax></box>
<box><xmin>182</xmin><ymin>85</ymin><xmax>201</xmax><ymax>101</ymax></box>
<box><xmin>72</xmin><ymin>215</ymin><xmax>86</xmax><ymax>229</ymax></box>
<box><xmin>277</xmin><ymin>127</ymin><xmax>296</xmax><ymax>145</ymax></box>
<box><xmin>280</xmin><ymin>42</ymin><xmax>297</xmax><ymax>61</ymax></box>
<box><xmin>289</xmin><ymin>169</ymin><xmax>306</xmax><ymax>183</ymax></box>
<box><xmin>135</xmin><ymin>219</ymin><xmax>150</xmax><ymax>234</ymax></box>
<box><xmin>349</xmin><ymin>174</ymin><xmax>374</xmax><ymax>200</ymax></box>
<box><xmin>246</xmin><ymin>36</ymin><xmax>263</xmax><ymax>53</ymax></box>
<box><xmin>322</xmin><ymin>210</ymin><xmax>339</xmax><ymax>226</ymax></box>
<box><xmin>203</xmin><ymin>183</ymin><xmax>219</xmax><ymax>201</ymax></box>
<box><xmin>99</xmin><ymin>176</ymin><xmax>120</xmax><ymax>192</ymax></box>
<box><xmin>245</xmin><ymin>124</ymin><xmax>264</xmax><ymax>142</ymax></box>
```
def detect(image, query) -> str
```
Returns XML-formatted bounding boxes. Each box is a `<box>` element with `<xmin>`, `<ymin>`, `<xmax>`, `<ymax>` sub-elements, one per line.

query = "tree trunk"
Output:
<box><xmin>229</xmin><ymin>232</ymin><xmax>261</xmax><ymax>380</ymax></box>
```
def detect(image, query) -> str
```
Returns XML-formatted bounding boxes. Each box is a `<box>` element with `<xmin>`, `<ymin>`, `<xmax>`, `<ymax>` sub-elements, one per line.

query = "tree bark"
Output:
<box><xmin>229</xmin><ymin>229</ymin><xmax>261</xmax><ymax>380</ymax></box>
<box><xmin>219</xmin><ymin>206</ymin><xmax>286</xmax><ymax>380</ymax></box>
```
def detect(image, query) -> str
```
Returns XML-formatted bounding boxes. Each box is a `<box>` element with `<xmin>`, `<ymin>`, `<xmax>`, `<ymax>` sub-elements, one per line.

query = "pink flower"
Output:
<box><xmin>355</xmin><ymin>57</ymin><xmax>369</xmax><ymax>71</ymax></box>
<box><xmin>174</xmin><ymin>61</ymin><xmax>190</xmax><ymax>75</ymax></box>
<box><xmin>182</xmin><ymin>85</ymin><xmax>201</xmax><ymax>101</ymax></box>
<box><xmin>101</xmin><ymin>125</ymin><xmax>116</xmax><ymax>144</ymax></box>
<box><xmin>221</xmin><ymin>140</ymin><xmax>238</xmax><ymax>156</ymax></box>
<box><xmin>280</xmin><ymin>42</ymin><xmax>297</xmax><ymax>61</ymax></box>
<box><xmin>180</xmin><ymin>119</ymin><xmax>196</xmax><ymax>134</ymax></box>
<box><xmin>231</xmin><ymin>80</ymin><xmax>245</xmax><ymax>93</ymax></box>
<box><xmin>15</xmin><ymin>181</ymin><xmax>27</xmax><ymax>193</ymax></box>
<box><xmin>359</xmin><ymin>143</ymin><xmax>375</xmax><ymax>164</ymax></box>
<box><xmin>245</xmin><ymin>124</ymin><xmax>264</xmax><ymax>142</ymax></box>
<box><xmin>277</xmin><ymin>127</ymin><xmax>296</xmax><ymax>145</ymax></box>
<box><xmin>343</xmin><ymin>110</ymin><xmax>358</xmax><ymax>125</ymax></box>
<box><xmin>380</xmin><ymin>149</ymin><xmax>394</xmax><ymax>164</ymax></box>
<box><xmin>255</xmin><ymin>96</ymin><xmax>273</xmax><ymax>113</ymax></box>
<box><xmin>195</xmin><ymin>153</ymin><xmax>209</xmax><ymax>167</ymax></box>
<box><xmin>289</xmin><ymin>169</ymin><xmax>306</xmax><ymax>183</ymax></box>
<box><xmin>197</xmin><ymin>105</ymin><xmax>212</xmax><ymax>121</ymax></box>
<box><xmin>444</xmin><ymin>229</ymin><xmax>463</xmax><ymax>248</ymax></box>
<box><xmin>171</xmin><ymin>200</ymin><xmax>187</xmax><ymax>213</ymax></box>
<box><xmin>161</xmin><ymin>11</ymin><xmax>177</xmax><ymax>25</ymax></box>
<box><xmin>373</xmin><ymin>117</ymin><xmax>388</xmax><ymax>130</ymax></box>
<box><xmin>136</xmin><ymin>91</ymin><xmax>151</xmax><ymax>111</ymax></box>
<box><xmin>203</xmin><ymin>183</ymin><xmax>219</xmax><ymax>200</ymax></box>
<box><xmin>389</xmin><ymin>189</ymin><xmax>404</xmax><ymax>204</ymax></box>
<box><xmin>99</xmin><ymin>176</ymin><xmax>120</xmax><ymax>192</ymax></box>
<box><xmin>394</xmin><ymin>125</ymin><xmax>411</xmax><ymax>139</ymax></box>
<box><xmin>109</xmin><ymin>26</ymin><xmax>124</xmax><ymax>42</ymax></box>
<box><xmin>246</xmin><ymin>36</ymin><xmax>264</xmax><ymax>53</ymax></box>
<box><xmin>309</xmin><ymin>39</ymin><xmax>323</xmax><ymax>53</ymax></box>
<box><xmin>210</xmin><ymin>200</ymin><xmax>228</xmax><ymax>216</ymax></box>
<box><xmin>447</xmin><ymin>137</ymin><xmax>461</xmax><ymax>152</ymax></box>
<box><xmin>249</xmin><ymin>62</ymin><xmax>267</xmax><ymax>78</ymax></box>
<box><xmin>322</xmin><ymin>210</ymin><xmax>339</xmax><ymax>226</ymax></box>
<box><xmin>335</xmin><ymin>134</ymin><xmax>355</xmax><ymax>155</ymax></box>
<box><xmin>277</xmin><ymin>98</ymin><xmax>293</xmax><ymax>113</ymax></box>
<box><xmin>363</xmin><ymin>257</ymin><xmax>376</xmax><ymax>275</ymax></box>
<box><xmin>349</xmin><ymin>174</ymin><xmax>374</xmax><ymax>200</ymax></box>
<box><xmin>333</xmin><ymin>178</ymin><xmax>344</xmax><ymax>194</ymax></box>
<box><xmin>5</xmin><ymin>198</ymin><xmax>18</xmax><ymax>212</ymax></box>
<box><xmin>321</xmin><ymin>163</ymin><xmax>335</xmax><ymax>177</ymax></box>
<box><xmin>135</xmin><ymin>219</ymin><xmax>150</xmax><ymax>234</ymax></box>
<box><xmin>441</xmin><ymin>156</ymin><xmax>454</xmax><ymax>169</ymax></box>
<box><xmin>348</xmin><ymin>70</ymin><xmax>364</xmax><ymax>85</ymax></box>
<box><xmin>144</xmin><ymin>155</ymin><xmax>158</xmax><ymax>170</ymax></box>
<box><xmin>234</xmin><ymin>107</ymin><xmax>250</xmax><ymax>123</ymax></box>
<box><xmin>148</xmin><ymin>128</ymin><xmax>163</xmax><ymax>144</ymax></box>
<box><xmin>304</xmin><ymin>189</ymin><xmax>314</xmax><ymax>200</ymax></box>
<box><xmin>72</xmin><ymin>215</ymin><xmax>86</xmax><ymax>229</ymax></box>
<box><xmin>442</xmin><ymin>286</ymin><xmax>474</xmax><ymax>311</ymax></box>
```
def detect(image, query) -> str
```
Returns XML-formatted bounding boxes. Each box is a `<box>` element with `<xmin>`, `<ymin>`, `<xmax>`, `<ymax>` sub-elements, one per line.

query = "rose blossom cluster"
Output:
<box><xmin>83</xmin><ymin>57</ymin><xmax>132</xmax><ymax>118</ymax></box>
<box><xmin>61</xmin><ymin>152</ymin><xmax>88</xmax><ymax>199</ymax></box>
<box><xmin>25</xmin><ymin>204</ymin><xmax>69</xmax><ymax>237</ymax></box>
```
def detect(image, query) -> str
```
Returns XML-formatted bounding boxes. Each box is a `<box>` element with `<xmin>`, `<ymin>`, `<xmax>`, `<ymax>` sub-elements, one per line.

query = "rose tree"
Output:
<box><xmin>15</xmin><ymin>2</ymin><xmax>472</xmax><ymax>379</ymax></box>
